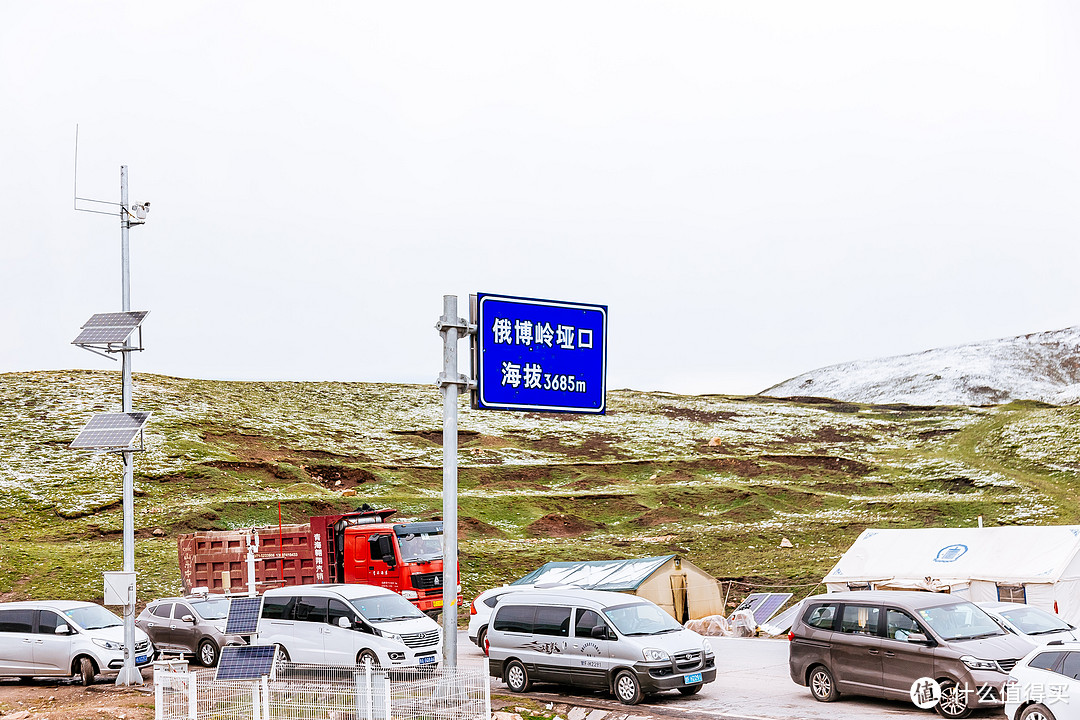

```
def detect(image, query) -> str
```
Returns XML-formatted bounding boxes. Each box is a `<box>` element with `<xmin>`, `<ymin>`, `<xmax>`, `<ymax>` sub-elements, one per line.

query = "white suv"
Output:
<box><xmin>0</xmin><ymin>600</ymin><xmax>154</xmax><ymax>684</ymax></box>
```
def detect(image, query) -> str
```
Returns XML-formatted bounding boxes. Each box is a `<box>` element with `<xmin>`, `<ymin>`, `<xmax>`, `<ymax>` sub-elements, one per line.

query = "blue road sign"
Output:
<box><xmin>474</xmin><ymin>293</ymin><xmax>607</xmax><ymax>414</ymax></box>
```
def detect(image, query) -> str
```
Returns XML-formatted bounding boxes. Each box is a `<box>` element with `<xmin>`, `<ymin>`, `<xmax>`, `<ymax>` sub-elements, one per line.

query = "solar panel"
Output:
<box><xmin>70</xmin><ymin>412</ymin><xmax>152</xmax><ymax>449</ymax></box>
<box><xmin>72</xmin><ymin>311</ymin><xmax>148</xmax><ymax>346</ymax></box>
<box><xmin>731</xmin><ymin>592</ymin><xmax>768</xmax><ymax>618</ymax></box>
<box><xmin>215</xmin><ymin>645</ymin><xmax>277</xmax><ymax>681</ymax></box>
<box><xmin>751</xmin><ymin>593</ymin><xmax>793</xmax><ymax>625</ymax></box>
<box><xmin>760</xmin><ymin>603</ymin><xmax>801</xmax><ymax>636</ymax></box>
<box><xmin>225</xmin><ymin>596</ymin><xmax>264</xmax><ymax>634</ymax></box>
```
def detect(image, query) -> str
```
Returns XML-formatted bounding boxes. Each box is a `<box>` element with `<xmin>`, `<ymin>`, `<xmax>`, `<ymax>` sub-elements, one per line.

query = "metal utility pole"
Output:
<box><xmin>115</xmin><ymin>165</ymin><xmax>141</xmax><ymax>686</ymax></box>
<box><xmin>436</xmin><ymin>296</ymin><xmax>474</xmax><ymax>667</ymax></box>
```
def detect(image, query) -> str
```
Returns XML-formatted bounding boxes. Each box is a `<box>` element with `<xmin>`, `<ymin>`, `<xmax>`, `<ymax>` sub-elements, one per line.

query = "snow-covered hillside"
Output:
<box><xmin>761</xmin><ymin>327</ymin><xmax>1080</xmax><ymax>406</ymax></box>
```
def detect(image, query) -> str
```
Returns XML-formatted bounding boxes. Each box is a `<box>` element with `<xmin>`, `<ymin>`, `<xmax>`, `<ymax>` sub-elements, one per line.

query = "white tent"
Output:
<box><xmin>823</xmin><ymin>526</ymin><xmax>1080</xmax><ymax>626</ymax></box>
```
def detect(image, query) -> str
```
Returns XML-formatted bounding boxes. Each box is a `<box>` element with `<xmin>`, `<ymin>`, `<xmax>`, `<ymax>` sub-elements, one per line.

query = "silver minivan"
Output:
<box><xmin>487</xmin><ymin>589</ymin><xmax>716</xmax><ymax>705</ymax></box>
<box><xmin>0</xmin><ymin>600</ymin><xmax>154</xmax><ymax>684</ymax></box>
<box><xmin>255</xmin><ymin>584</ymin><xmax>442</xmax><ymax>669</ymax></box>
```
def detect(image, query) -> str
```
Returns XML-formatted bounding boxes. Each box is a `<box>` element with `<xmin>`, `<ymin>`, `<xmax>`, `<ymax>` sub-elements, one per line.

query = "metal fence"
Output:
<box><xmin>154</xmin><ymin>662</ymin><xmax>490</xmax><ymax>720</ymax></box>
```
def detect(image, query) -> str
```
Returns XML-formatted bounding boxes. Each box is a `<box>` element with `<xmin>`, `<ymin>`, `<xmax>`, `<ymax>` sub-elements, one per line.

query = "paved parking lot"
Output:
<box><xmin>461</xmin><ymin>633</ymin><xmax>1003</xmax><ymax>720</ymax></box>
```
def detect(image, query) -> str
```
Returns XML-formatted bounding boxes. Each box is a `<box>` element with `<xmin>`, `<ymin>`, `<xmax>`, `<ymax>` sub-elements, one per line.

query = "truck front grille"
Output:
<box><xmin>411</xmin><ymin>572</ymin><xmax>443</xmax><ymax>590</ymax></box>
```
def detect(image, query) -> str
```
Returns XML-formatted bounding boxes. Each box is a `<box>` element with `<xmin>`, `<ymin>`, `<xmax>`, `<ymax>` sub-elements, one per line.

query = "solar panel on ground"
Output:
<box><xmin>70</xmin><ymin>412</ymin><xmax>152</xmax><ymax>449</ymax></box>
<box><xmin>730</xmin><ymin>592</ymin><xmax>768</xmax><ymax>619</ymax></box>
<box><xmin>72</xmin><ymin>311</ymin><xmax>148</xmax><ymax>346</ymax></box>
<box><xmin>215</xmin><ymin>645</ymin><xmax>277</xmax><ymax>681</ymax></box>
<box><xmin>226</xmin><ymin>596</ymin><xmax>264</xmax><ymax>634</ymax></box>
<box><xmin>760</xmin><ymin>602</ymin><xmax>802</xmax><ymax>636</ymax></box>
<box><xmin>751</xmin><ymin>592</ymin><xmax>793</xmax><ymax>625</ymax></box>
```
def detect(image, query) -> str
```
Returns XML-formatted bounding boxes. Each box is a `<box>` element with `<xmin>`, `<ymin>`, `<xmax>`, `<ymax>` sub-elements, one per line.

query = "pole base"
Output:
<box><xmin>114</xmin><ymin>665</ymin><xmax>144</xmax><ymax>686</ymax></box>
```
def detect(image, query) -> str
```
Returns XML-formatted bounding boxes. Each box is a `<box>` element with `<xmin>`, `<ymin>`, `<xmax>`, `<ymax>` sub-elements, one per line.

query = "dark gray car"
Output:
<box><xmin>789</xmin><ymin>591</ymin><xmax>1036</xmax><ymax>719</ymax></box>
<box><xmin>136</xmin><ymin>594</ymin><xmax>244</xmax><ymax>666</ymax></box>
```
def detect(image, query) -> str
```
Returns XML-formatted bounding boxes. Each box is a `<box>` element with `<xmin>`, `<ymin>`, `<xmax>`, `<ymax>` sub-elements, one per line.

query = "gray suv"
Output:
<box><xmin>789</xmin><ymin>591</ymin><xmax>1036</xmax><ymax>719</ymax></box>
<box><xmin>136</xmin><ymin>594</ymin><xmax>244</xmax><ymax>666</ymax></box>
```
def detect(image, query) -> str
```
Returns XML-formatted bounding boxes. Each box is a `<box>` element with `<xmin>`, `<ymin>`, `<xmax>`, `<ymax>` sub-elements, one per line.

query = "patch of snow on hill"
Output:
<box><xmin>761</xmin><ymin>327</ymin><xmax>1080</xmax><ymax>406</ymax></box>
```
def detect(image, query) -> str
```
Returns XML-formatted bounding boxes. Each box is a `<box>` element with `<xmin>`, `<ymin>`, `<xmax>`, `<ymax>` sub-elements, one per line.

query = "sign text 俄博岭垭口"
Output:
<box><xmin>474</xmin><ymin>294</ymin><xmax>607</xmax><ymax>414</ymax></box>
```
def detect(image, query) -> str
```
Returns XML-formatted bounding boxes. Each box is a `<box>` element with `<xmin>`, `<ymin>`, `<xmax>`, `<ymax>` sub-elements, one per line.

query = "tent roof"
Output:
<box><xmin>513</xmin><ymin>555</ymin><xmax>676</xmax><ymax>591</ymax></box>
<box><xmin>824</xmin><ymin>526</ymin><xmax>1080</xmax><ymax>586</ymax></box>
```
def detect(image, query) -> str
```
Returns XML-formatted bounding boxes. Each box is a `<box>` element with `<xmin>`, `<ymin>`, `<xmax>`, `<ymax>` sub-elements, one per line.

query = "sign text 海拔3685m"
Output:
<box><xmin>474</xmin><ymin>293</ymin><xmax>607</xmax><ymax>414</ymax></box>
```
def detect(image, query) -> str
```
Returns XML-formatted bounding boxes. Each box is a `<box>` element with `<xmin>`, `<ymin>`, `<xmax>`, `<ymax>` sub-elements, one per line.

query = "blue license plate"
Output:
<box><xmin>684</xmin><ymin>672</ymin><xmax>702</xmax><ymax>684</ymax></box>
<box><xmin>419</xmin><ymin>656</ymin><xmax>436</xmax><ymax>665</ymax></box>
<box><xmin>136</xmin><ymin>655</ymin><xmax>148</xmax><ymax>664</ymax></box>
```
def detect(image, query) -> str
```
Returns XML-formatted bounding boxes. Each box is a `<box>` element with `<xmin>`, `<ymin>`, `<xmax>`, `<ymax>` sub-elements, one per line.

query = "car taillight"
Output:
<box><xmin>470</xmin><ymin>601</ymin><xmax>477</xmax><ymax>615</ymax></box>
<box><xmin>788</xmin><ymin>631</ymin><xmax>795</xmax><ymax>642</ymax></box>
<box><xmin>484</xmin><ymin>635</ymin><xmax>490</xmax><ymax>656</ymax></box>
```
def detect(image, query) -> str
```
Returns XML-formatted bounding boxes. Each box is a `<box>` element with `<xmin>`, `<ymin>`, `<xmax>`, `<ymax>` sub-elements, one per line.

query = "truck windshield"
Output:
<box><xmin>603</xmin><ymin>603</ymin><xmax>683</xmax><ymax>636</ymax></box>
<box><xmin>64</xmin><ymin>605</ymin><xmax>123</xmax><ymax>631</ymax></box>
<box><xmin>349</xmin><ymin>593</ymin><xmax>425</xmax><ymax>623</ymax></box>
<box><xmin>395</xmin><ymin>529</ymin><xmax>443</xmax><ymax>562</ymax></box>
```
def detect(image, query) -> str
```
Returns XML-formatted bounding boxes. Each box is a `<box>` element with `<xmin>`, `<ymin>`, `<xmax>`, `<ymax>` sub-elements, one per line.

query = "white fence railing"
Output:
<box><xmin>155</xmin><ymin>662</ymin><xmax>490</xmax><ymax>720</ymax></box>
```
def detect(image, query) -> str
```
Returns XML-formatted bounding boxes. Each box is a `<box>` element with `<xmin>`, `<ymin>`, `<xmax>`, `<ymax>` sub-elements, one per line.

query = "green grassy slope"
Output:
<box><xmin>2</xmin><ymin>371</ymin><xmax>1078</xmax><ymax>615</ymax></box>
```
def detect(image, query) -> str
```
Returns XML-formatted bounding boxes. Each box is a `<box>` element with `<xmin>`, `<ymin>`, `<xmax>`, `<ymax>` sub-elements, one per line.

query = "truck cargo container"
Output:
<box><xmin>177</xmin><ymin>507</ymin><xmax>456</xmax><ymax>616</ymax></box>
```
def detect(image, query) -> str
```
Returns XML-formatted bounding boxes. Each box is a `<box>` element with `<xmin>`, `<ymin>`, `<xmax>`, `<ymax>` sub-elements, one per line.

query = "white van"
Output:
<box><xmin>487</xmin><ymin>589</ymin><xmax>716</xmax><ymax>705</ymax></box>
<box><xmin>0</xmin><ymin>600</ymin><xmax>154</xmax><ymax>684</ymax></box>
<box><xmin>256</xmin><ymin>584</ymin><xmax>442</xmax><ymax>669</ymax></box>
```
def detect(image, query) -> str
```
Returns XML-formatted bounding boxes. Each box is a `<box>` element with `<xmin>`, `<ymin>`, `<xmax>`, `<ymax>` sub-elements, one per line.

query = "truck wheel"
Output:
<box><xmin>78</xmin><ymin>657</ymin><xmax>97</xmax><ymax>686</ymax></box>
<box><xmin>505</xmin><ymin>659</ymin><xmax>530</xmax><ymax>692</ymax></box>
<box><xmin>357</xmin><ymin>649</ymin><xmax>381</xmax><ymax>668</ymax></box>
<box><xmin>614</xmin><ymin>670</ymin><xmax>643</xmax><ymax>705</ymax></box>
<box><xmin>198</xmin><ymin>639</ymin><xmax>219</xmax><ymax>667</ymax></box>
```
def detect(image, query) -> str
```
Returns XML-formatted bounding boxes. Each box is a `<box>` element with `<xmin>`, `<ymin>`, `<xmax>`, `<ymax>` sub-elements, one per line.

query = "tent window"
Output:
<box><xmin>997</xmin><ymin>585</ymin><xmax>1027</xmax><ymax>603</ymax></box>
<box><xmin>846</xmin><ymin>583</ymin><xmax>871</xmax><ymax>591</ymax></box>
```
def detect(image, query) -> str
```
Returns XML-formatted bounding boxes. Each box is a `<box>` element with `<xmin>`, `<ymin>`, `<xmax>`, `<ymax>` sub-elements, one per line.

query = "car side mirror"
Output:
<box><xmin>181</xmin><ymin>615</ymin><xmax>195</xmax><ymax>623</ymax></box>
<box><xmin>591</xmin><ymin>626</ymin><xmax>610</xmax><ymax>640</ymax></box>
<box><xmin>54</xmin><ymin>624</ymin><xmax>71</xmax><ymax>635</ymax></box>
<box><xmin>338</xmin><ymin>616</ymin><xmax>352</xmax><ymax>628</ymax></box>
<box><xmin>906</xmin><ymin>632</ymin><xmax>931</xmax><ymax>644</ymax></box>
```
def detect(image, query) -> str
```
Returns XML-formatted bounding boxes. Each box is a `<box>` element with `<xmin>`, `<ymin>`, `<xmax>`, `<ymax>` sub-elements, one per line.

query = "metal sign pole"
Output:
<box><xmin>436</xmin><ymin>295</ymin><xmax>473</xmax><ymax>667</ymax></box>
<box><xmin>116</xmin><ymin>165</ymin><xmax>140</xmax><ymax>686</ymax></box>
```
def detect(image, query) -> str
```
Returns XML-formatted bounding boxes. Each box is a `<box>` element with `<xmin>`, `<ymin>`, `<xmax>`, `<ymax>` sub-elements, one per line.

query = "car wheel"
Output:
<box><xmin>935</xmin><ymin>680</ymin><xmax>973</xmax><ymax>719</ymax></box>
<box><xmin>198</xmin><ymin>639</ymin><xmax>219</xmax><ymax>667</ymax></box>
<box><xmin>477</xmin><ymin>626</ymin><xmax>488</xmax><ymax>655</ymax></box>
<box><xmin>614</xmin><ymin>670</ymin><xmax>644</xmax><ymax>705</ymax></box>
<box><xmin>678</xmin><ymin>684</ymin><xmax>703</xmax><ymax>696</ymax></box>
<box><xmin>78</xmin><ymin>657</ymin><xmax>97</xmax><ymax>686</ymax></box>
<box><xmin>1020</xmin><ymin>704</ymin><xmax>1058</xmax><ymax>720</ymax></box>
<box><xmin>505</xmin><ymin>659</ymin><xmax>530</xmax><ymax>693</ymax></box>
<box><xmin>275</xmin><ymin>645</ymin><xmax>290</xmax><ymax>663</ymax></box>
<box><xmin>357</xmin><ymin>649</ymin><xmax>381</xmax><ymax>668</ymax></box>
<box><xmin>808</xmin><ymin>665</ymin><xmax>838</xmax><ymax>702</ymax></box>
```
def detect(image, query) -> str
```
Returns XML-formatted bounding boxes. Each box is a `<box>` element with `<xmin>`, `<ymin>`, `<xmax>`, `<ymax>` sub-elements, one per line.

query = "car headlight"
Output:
<box><xmin>375</xmin><ymin>629</ymin><xmax>403</xmax><ymax>644</ymax></box>
<box><xmin>93</xmin><ymin>638</ymin><xmax>123</xmax><ymax>651</ymax></box>
<box><xmin>703</xmin><ymin>639</ymin><xmax>714</xmax><ymax>655</ymax></box>
<box><xmin>960</xmin><ymin>655</ymin><xmax>999</xmax><ymax>671</ymax></box>
<box><xmin>643</xmin><ymin>648</ymin><xmax>670</xmax><ymax>662</ymax></box>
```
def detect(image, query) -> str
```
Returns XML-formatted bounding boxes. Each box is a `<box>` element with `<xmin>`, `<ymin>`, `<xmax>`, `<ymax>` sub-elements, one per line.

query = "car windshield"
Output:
<box><xmin>395</xmin><ymin>529</ymin><xmax>443</xmax><ymax>562</ymax></box>
<box><xmin>603</xmin><ymin>603</ymin><xmax>683</xmax><ymax>636</ymax></box>
<box><xmin>190</xmin><ymin>598</ymin><xmax>230</xmax><ymax>620</ymax></box>
<box><xmin>64</xmin><ymin>605</ymin><xmax>123</xmax><ymax>630</ymax></box>
<box><xmin>917</xmin><ymin>601</ymin><xmax>1006</xmax><ymax>641</ymax></box>
<box><xmin>999</xmin><ymin>606</ymin><xmax>1073</xmax><ymax>635</ymax></box>
<box><xmin>348</xmin><ymin>593</ymin><xmax>424</xmax><ymax>623</ymax></box>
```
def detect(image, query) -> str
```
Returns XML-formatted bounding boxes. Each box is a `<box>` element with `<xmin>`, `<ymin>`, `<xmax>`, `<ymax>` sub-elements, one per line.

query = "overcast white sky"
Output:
<box><xmin>3</xmin><ymin>2</ymin><xmax>1078</xmax><ymax>395</ymax></box>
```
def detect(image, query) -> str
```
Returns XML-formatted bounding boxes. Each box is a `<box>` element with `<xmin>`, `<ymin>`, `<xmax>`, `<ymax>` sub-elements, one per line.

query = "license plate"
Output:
<box><xmin>419</xmin><ymin>655</ymin><xmax>436</xmax><ymax>665</ymax></box>
<box><xmin>684</xmin><ymin>672</ymin><xmax>702</xmax><ymax>684</ymax></box>
<box><xmin>136</xmin><ymin>655</ymin><xmax>148</xmax><ymax>665</ymax></box>
<box><xmin>433</xmin><ymin>599</ymin><xmax>443</xmax><ymax>608</ymax></box>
